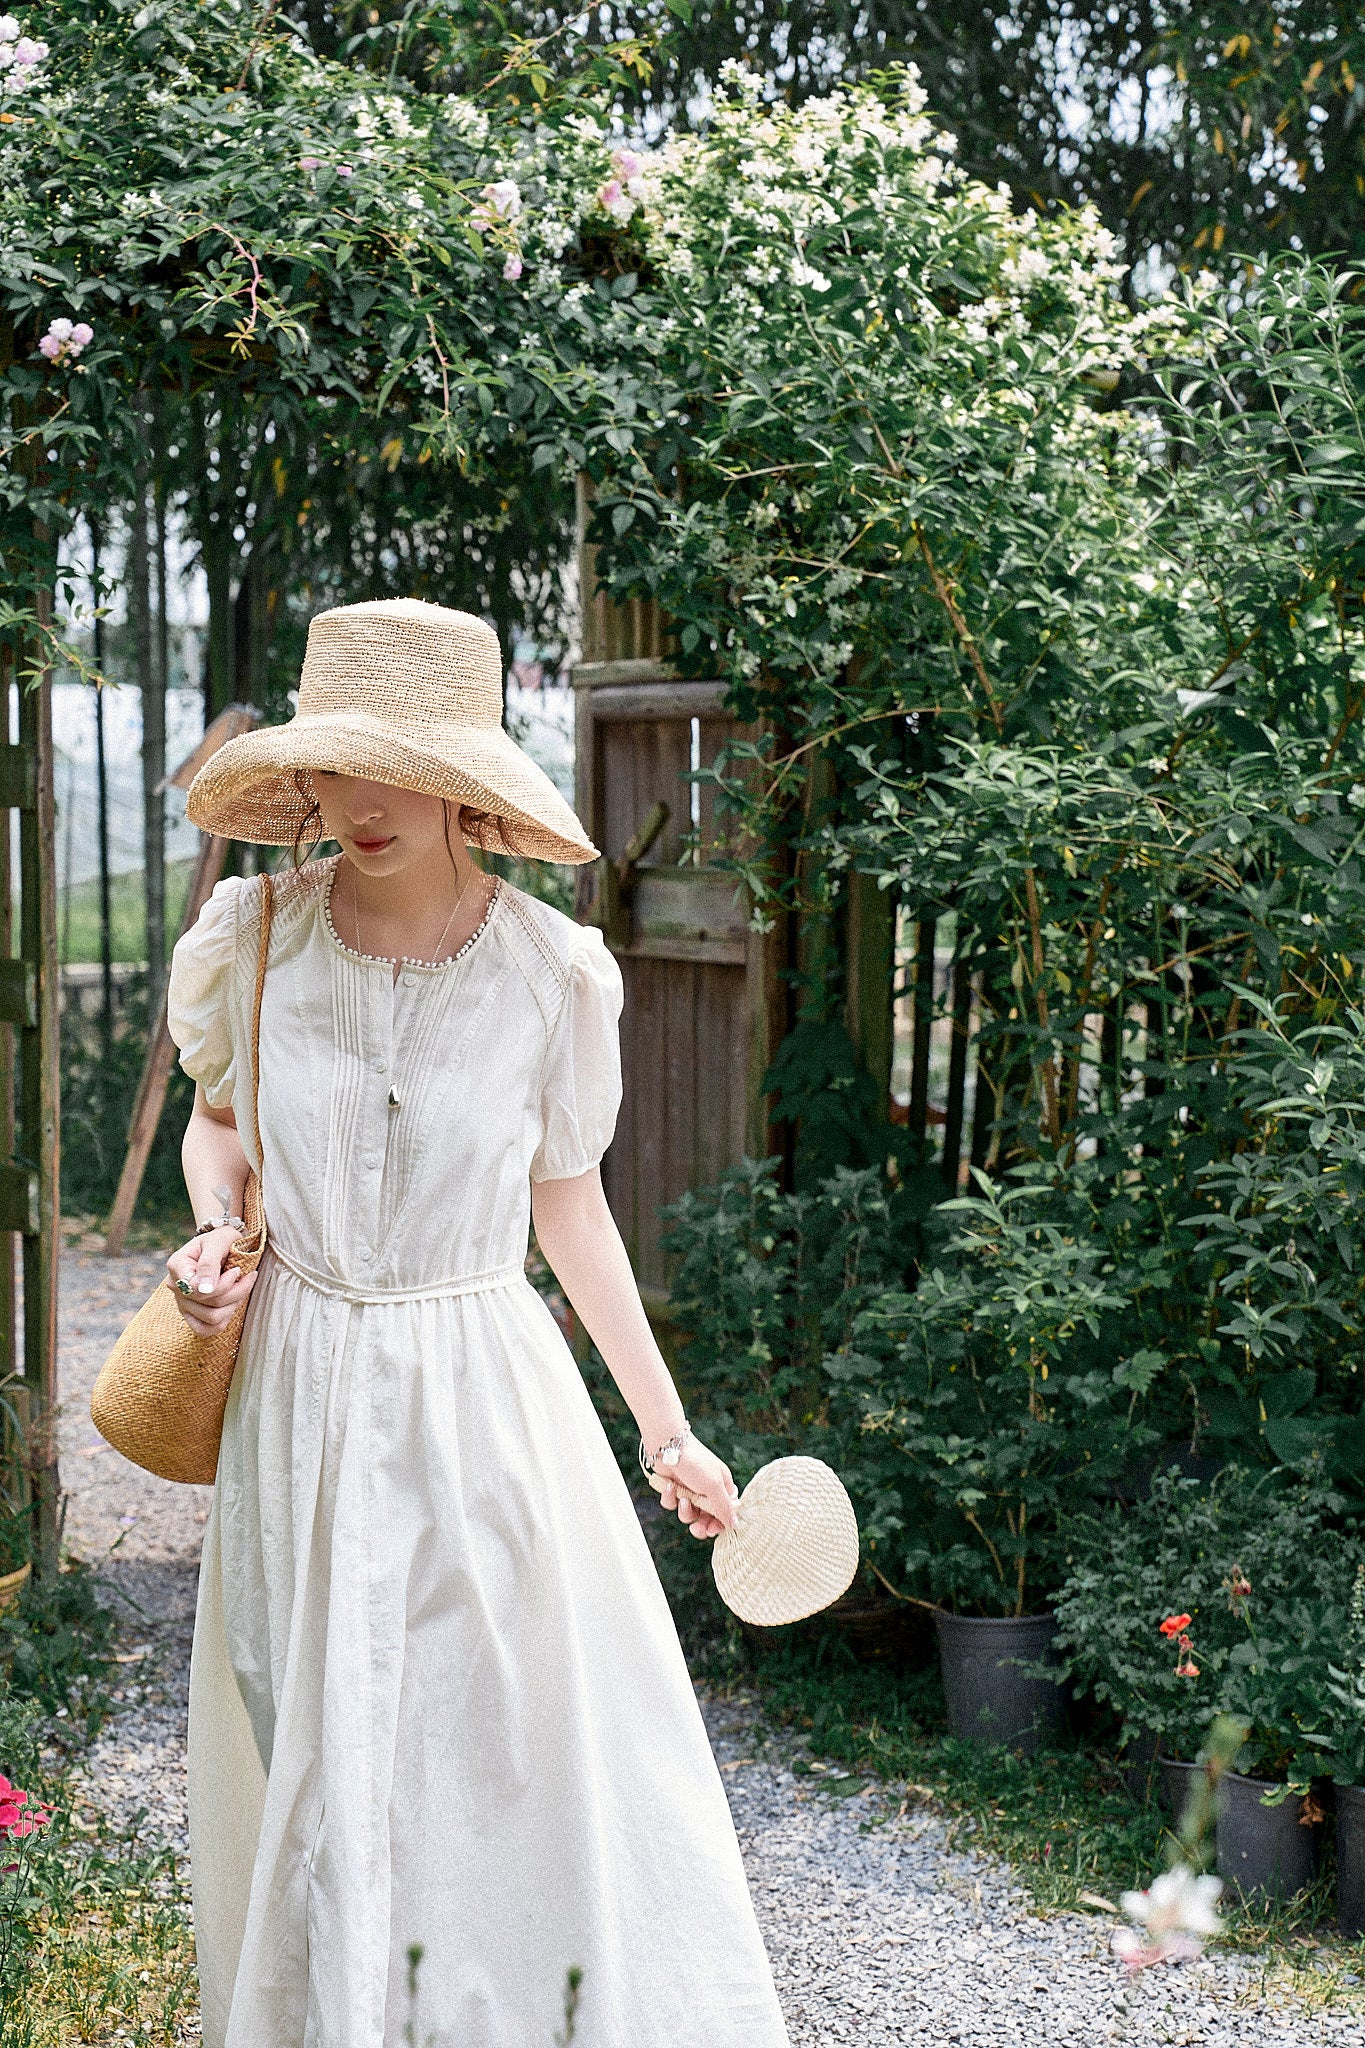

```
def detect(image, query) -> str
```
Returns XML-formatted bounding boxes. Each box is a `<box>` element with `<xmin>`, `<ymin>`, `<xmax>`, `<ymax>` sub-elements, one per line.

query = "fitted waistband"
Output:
<box><xmin>266</xmin><ymin>1243</ymin><xmax>527</xmax><ymax>1306</ymax></box>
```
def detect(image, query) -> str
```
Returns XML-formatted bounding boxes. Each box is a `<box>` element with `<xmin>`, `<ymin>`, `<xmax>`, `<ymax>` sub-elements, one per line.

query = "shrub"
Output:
<box><xmin>1052</xmin><ymin>1466</ymin><xmax>1361</xmax><ymax>1780</ymax></box>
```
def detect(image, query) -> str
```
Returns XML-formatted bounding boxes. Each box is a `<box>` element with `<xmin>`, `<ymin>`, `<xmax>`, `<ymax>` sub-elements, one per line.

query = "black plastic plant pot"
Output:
<box><xmin>1337</xmin><ymin>1783</ymin><xmax>1365</xmax><ymax>1936</ymax></box>
<box><xmin>1157</xmin><ymin>1756</ymin><xmax>1205</xmax><ymax>1822</ymax></box>
<box><xmin>934</xmin><ymin>1611</ymin><xmax>1063</xmax><ymax>1755</ymax></box>
<box><xmin>1216</xmin><ymin>1771</ymin><xmax>1320</xmax><ymax>1902</ymax></box>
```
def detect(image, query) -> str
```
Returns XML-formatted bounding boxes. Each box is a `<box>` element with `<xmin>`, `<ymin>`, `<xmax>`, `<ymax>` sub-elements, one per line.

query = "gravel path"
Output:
<box><xmin>57</xmin><ymin>1241</ymin><xmax>1365</xmax><ymax>2046</ymax></box>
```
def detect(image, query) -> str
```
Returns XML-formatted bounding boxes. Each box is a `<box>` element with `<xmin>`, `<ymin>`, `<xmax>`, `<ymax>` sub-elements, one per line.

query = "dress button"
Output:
<box><xmin>373</xmin><ymin>1057</ymin><xmax>388</xmax><ymax>1075</ymax></box>
<box><xmin>364</xmin><ymin>1153</ymin><xmax>382</xmax><ymax>1171</ymax></box>
<box><xmin>358</xmin><ymin>1246</ymin><xmax>373</xmax><ymax>1264</ymax></box>
<box><xmin>402</xmin><ymin>972</ymin><xmax>417</xmax><ymax>989</ymax></box>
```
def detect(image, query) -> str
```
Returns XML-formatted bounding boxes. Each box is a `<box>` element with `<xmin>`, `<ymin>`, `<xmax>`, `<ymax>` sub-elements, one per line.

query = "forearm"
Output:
<box><xmin>181</xmin><ymin>1084</ymin><xmax>251</xmax><ymax>1227</ymax></box>
<box><xmin>530</xmin><ymin>1168</ymin><xmax>685</xmax><ymax>1454</ymax></box>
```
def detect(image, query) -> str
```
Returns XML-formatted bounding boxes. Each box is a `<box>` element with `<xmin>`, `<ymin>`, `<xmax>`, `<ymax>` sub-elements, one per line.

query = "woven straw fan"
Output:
<box><xmin>647</xmin><ymin>1455</ymin><xmax>859</xmax><ymax>1628</ymax></box>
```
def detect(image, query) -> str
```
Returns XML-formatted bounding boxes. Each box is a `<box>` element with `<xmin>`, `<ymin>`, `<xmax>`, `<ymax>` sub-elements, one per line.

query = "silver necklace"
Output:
<box><xmin>348</xmin><ymin>862</ymin><xmax>477</xmax><ymax>967</ymax></box>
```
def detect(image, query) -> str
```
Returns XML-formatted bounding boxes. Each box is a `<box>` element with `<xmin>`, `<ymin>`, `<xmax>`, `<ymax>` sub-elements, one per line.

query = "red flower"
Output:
<box><xmin>1159</xmin><ymin>1614</ymin><xmax>1192</xmax><ymax>1638</ymax></box>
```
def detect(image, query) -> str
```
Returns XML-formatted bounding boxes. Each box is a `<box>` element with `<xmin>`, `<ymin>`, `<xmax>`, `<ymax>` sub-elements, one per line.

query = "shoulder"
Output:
<box><xmin>495</xmin><ymin>883</ymin><xmax>619</xmax><ymax>1031</ymax></box>
<box><xmin>261</xmin><ymin>856</ymin><xmax>333</xmax><ymax>948</ymax></box>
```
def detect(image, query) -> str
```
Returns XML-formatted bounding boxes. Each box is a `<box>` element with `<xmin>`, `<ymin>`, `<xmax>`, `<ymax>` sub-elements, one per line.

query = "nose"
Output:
<box><xmin>343</xmin><ymin>779</ymin><xmax>388</xmax><ymax>825</ymax></box>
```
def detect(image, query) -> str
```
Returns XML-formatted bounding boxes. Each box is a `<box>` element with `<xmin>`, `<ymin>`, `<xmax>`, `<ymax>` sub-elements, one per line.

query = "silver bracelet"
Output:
<box><xmin>639</xmin><ymin>1421</ymin><xmax>692</xmax><ymax>1476</ymax></box>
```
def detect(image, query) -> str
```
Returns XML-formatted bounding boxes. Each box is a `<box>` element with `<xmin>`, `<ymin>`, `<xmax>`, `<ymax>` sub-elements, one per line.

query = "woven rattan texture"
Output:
<box><xmin>91</xmin><ymin>877</ymin><xmax>275</xmax><ymax>1485</ymax></box>
<box><xmin>185</xmin><ymin>600</ymin><xmax>597</xmax><ymax>865</ymax></box>
<box><xmin>711</xmin><ymin>1456</ymin><xmax>860</xmax><ymax>1628</ymax></box>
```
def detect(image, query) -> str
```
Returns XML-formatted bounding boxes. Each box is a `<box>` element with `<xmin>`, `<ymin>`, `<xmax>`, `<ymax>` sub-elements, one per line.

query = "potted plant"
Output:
<box><xmin>1326</xmin><ymin>1561</ymin><xmax>1365</xmax><ymax>1935</ymax></box>
<box><xmin>1054</xmin><ymin>1466</ymin><xmax>1352</xmax><ymax>1897</ymax></box>
<box><xmin>852</xmin><ymin>1174</ymin><xmax>1146</xmax><ymax>1751</ymax></box>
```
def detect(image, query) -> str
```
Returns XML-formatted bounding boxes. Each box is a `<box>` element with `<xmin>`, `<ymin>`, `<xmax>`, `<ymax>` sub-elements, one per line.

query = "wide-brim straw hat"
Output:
<box><xmin>652</xmin><ymin>1455</ymin><xmax>860</xmax><ymax>1627</ymax></box>
<box><xmin>185</xmin><ymin>599</ymin><xmax>598</xmax><ymax>865</ymax></box>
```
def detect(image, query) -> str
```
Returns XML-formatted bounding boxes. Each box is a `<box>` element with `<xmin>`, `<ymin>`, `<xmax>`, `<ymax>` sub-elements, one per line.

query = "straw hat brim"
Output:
<box><xmin>711</xmin><ymin>1456</ymin><xmax>860</xmax><ymax>1628</ymax></box>
<box><xmin>184</xmin><ymin>711</ymin><xmax>598</xmax><ymax>866</ymax></box>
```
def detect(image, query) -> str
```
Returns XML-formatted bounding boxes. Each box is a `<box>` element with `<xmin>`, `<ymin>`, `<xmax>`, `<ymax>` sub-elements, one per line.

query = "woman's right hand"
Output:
<box><xmin>164</xmin><ymin>1227</ymin><xmax>256</xmax><ymax>1335</ymax></box>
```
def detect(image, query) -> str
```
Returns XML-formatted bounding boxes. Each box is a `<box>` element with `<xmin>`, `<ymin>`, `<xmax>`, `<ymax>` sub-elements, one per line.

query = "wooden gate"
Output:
<box><xmin>572</xmin><ymin>496</ymin><xmax>782</xmax><ymax>1312</ymax></box>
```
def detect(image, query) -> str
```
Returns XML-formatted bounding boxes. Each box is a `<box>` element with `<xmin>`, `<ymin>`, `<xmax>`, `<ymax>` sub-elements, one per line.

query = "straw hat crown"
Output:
<box><xmin>186</xmin><ymin>598</ymin><xmax>597</xmax><ymax>864</ymax></box>
<box><xmin>299</xmin><ymin>599</ymin><xmax>504</xmax><ymax>730</ymax></box>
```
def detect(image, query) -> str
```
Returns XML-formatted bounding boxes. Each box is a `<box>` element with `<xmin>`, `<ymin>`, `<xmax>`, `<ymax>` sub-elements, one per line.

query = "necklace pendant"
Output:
<box><xmin>388</xmin><ymin>1085</ymin><xmax>401</xmax><ymax>1109</ymax></box>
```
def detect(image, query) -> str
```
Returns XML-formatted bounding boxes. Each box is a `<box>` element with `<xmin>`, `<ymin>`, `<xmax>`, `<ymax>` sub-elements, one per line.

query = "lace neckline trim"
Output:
<box><xmin>320</xmin><ymin>858</ymin><xmax>502</xmax><ymax>973</ymax></box>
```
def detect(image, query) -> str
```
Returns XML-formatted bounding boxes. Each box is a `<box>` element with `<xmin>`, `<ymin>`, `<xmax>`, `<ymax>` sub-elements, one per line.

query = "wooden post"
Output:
<box><xmin>845</xmin><ymin>871</ymin><xmax>895</xmax><ymax>1110</ymax></box>
<box><xmin>906</xmin><ymin>916</ymin><xmax>937</xmax><ymax>1158</ymax></box>
<box><xmin>19</xmin><ymin>642</ymin><xmax>60</xmax><ymax>1577</ymax></box>
<box><xmin>104</xmin><ymin>832</ymin><xmax>230</xmax><ymax>1255</ymax></box>
<box><xmin>941</xmin><ymin>950</ymin><xmax>974</xmax><ymax>1191</ymax></box>
<box><xmin>0</xmin><ymin>647</ymin><xmax>16</xmax><ymax>1514</ymax></box>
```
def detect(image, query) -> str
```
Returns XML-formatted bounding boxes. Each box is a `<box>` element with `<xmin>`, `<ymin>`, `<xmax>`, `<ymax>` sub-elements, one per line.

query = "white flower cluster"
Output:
<box><xmin>0</xmin><ymin>13</ymin><xmax>47</xmax><ymax>94</ymax></box>
<box><xmin>439</xmin><ymin>97</ymin><xmax>489</xmax><ymax>146</ymax></box>
<box><xmin>1112</xmin><ymin>1864</ymin><xmax>1222</xmax><ymax>1972</ymax></box>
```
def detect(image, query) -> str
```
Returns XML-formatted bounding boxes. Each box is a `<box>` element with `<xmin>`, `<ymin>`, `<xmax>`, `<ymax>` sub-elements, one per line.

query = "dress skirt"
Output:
<box><xmin>170</xmin><ymin>860</ymin><xmax>791</xmax><ymax>2048</ymax></box>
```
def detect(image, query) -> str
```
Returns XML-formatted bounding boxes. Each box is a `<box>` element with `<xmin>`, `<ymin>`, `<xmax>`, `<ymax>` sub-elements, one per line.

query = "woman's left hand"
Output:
<box><xmin>651</xmin><ymin>1435</ymin><xmax>740</xmax><ymax>1540</ymax></box>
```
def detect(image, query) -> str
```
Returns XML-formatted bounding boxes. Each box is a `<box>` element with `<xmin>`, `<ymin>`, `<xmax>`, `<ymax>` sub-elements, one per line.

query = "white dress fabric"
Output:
<box><xmin>167</xmin><ymin>857</ymin><xmax>791</xmax><ymax>2048</ymax></box>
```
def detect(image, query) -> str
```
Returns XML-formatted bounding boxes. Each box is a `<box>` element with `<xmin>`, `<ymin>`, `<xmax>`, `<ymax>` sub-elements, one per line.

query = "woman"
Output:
<box><xmin>164</xmin><ymin>599</ymin><xmax>791</xmax><ymax>2048</ymax></box>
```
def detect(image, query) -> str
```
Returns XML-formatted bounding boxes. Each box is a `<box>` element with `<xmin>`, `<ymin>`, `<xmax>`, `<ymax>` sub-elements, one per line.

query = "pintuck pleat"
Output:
<box><xmin>173</xmin><ymin>861</ymin><xmax>791</xmax><ymax>2048</ymax></box>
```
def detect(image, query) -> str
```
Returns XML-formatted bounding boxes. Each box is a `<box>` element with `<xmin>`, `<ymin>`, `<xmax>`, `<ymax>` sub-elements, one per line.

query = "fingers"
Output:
<box><xmin>163</xmin><ymin>1260</ymin><xmax>256</xmax><ymax>1332</ymax></box>
<box><xmin>195</xmin><ymin>1242</ymin><xmax>226</xmax><ymax>1295</ymax></box>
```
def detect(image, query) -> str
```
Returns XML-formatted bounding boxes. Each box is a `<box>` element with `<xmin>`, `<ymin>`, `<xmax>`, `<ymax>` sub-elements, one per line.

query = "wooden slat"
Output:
<box><xmin>662</xmin><ymin>959</ymin><xmax>698</xmax><ymax>1294</ymax></box>
<box><xmin>619</xmin><ymin>936</ymin><xmax>747</xmax><ymax>967</ymax></box>
<box><xmin>590</xmin><ymin>682</ymin><xmax>729</xmax><ymax>723</ymax></box>
<box><xmin>0</xmin><ymin>746</ymin><xmax>35</xmax><ymax>811</ymax></box>
<box><xmin>628</xmin><ymin>869</ymin><xmax>748</xmax><ymax>949</ymax></box>
<box><xmin>0</xmin><ymin>960</ymin><xmax>35</xmax><ymax>1028</ymax></box>
<box><xmin>574</xmin><ymin>659</ymin><xmax>678</xmax><ymax>691</ymax></box>
<box><xmin>0</xmin><ymin>674</ymin><xmax>15</xmax><ymax>1492</ymax></box>
<box><xmin>0</xmin><ymin>1160</ymin><xmax>38</xmax><ymax>1236</ymax></box>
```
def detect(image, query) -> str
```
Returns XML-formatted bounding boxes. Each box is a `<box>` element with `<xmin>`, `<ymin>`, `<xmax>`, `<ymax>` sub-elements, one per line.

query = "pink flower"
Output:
<box><xmin>598</xmin><ymin>179</ymin><xmax>623</xmax><ymax>210</ymax></box>
<box><xmin>502</xmin><ymin>252</ymin><xmax>523</xmax><ymax>281</ymax></box>
<box><xmin>12</xmin><ymin>33</ymin><xmax>43</xmax><ymax>65</ymax></box>
<box><xmin>612</xmin><ymin>149</ymin><xmax>642</xmax><ymax>181</ymax></box>
<box><xmin>336</xmin><ymin>164</ymin><xmax>354</xmax><ymax>178</ymax></box>
<box><xmin>37</xmin><ymin>314</ymin><xmax>92</xmax><ymax>366</ymax></box>
<box><xmin>0</xmin><ymin>1772</ymin><xmax>51</xmax><ymax>1840</ymax></box>
<box><xmin>300</xmin><ymin>156</ymin><xmax>320</xmax><ymax>171</ymax></box>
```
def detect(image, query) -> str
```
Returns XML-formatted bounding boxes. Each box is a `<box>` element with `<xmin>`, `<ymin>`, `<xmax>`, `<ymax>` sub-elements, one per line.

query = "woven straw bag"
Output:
<box><xmin>650</xmin><ymin>1454</ymin><xmax>859</xmax><ymax>1627</ymax></box>
<box><xmin>91</xmin><ymin>876</ymin><xmax>274</xmax><ymax>1485</ymax></box>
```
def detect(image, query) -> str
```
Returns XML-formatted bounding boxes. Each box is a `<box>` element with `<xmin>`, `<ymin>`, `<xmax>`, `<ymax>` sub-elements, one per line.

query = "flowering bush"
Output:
<box><xmin>1052</xmin><ymin>1467</ymin><xmax>1362</xmax><ymax>1778</ymax></box>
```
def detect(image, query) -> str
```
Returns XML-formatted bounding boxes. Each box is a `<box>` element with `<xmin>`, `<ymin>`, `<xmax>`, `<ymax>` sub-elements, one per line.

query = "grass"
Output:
<box><xmin>0</xmin><ymin>1564</ymin><xmax>200</xmax><ymax>2046</ymax></box>
<box><xmin>57</xmin><ymin>859</ymin><xmax>198</xmax><ymax>968</ymax></box>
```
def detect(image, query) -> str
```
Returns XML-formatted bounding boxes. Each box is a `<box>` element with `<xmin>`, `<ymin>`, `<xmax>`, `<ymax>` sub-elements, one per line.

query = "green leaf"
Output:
<box><xmin>1113</xmin><ymin>1349</ymin><xmax>1164</xmax><ymax>1395</ymax></box>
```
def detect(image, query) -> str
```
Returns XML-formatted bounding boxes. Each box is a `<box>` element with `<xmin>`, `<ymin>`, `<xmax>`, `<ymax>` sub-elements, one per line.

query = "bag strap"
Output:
<box><xmin>249</xmin><ymin>872</ymin><xmax>274</xmax><ymax>1172</ymax></box>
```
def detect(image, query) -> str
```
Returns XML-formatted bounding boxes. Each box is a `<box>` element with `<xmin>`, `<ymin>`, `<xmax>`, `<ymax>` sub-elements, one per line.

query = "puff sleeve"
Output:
<box><xmin>530</xmin><ymin>926</ymin><xmax>625</xmax><ymax>1181</ymax></box>
<box><xmin>165</xmin><ymin>876</ymin><xmax>246</xmax><ymax>1109</ymax></box>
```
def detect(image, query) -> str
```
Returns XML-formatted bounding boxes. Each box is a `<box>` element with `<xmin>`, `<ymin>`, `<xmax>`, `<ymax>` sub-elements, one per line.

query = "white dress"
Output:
<box><xmin>167</xmin><ymin>856</ymin><xmax>791</xmax><ymax>2048</ymax></box>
